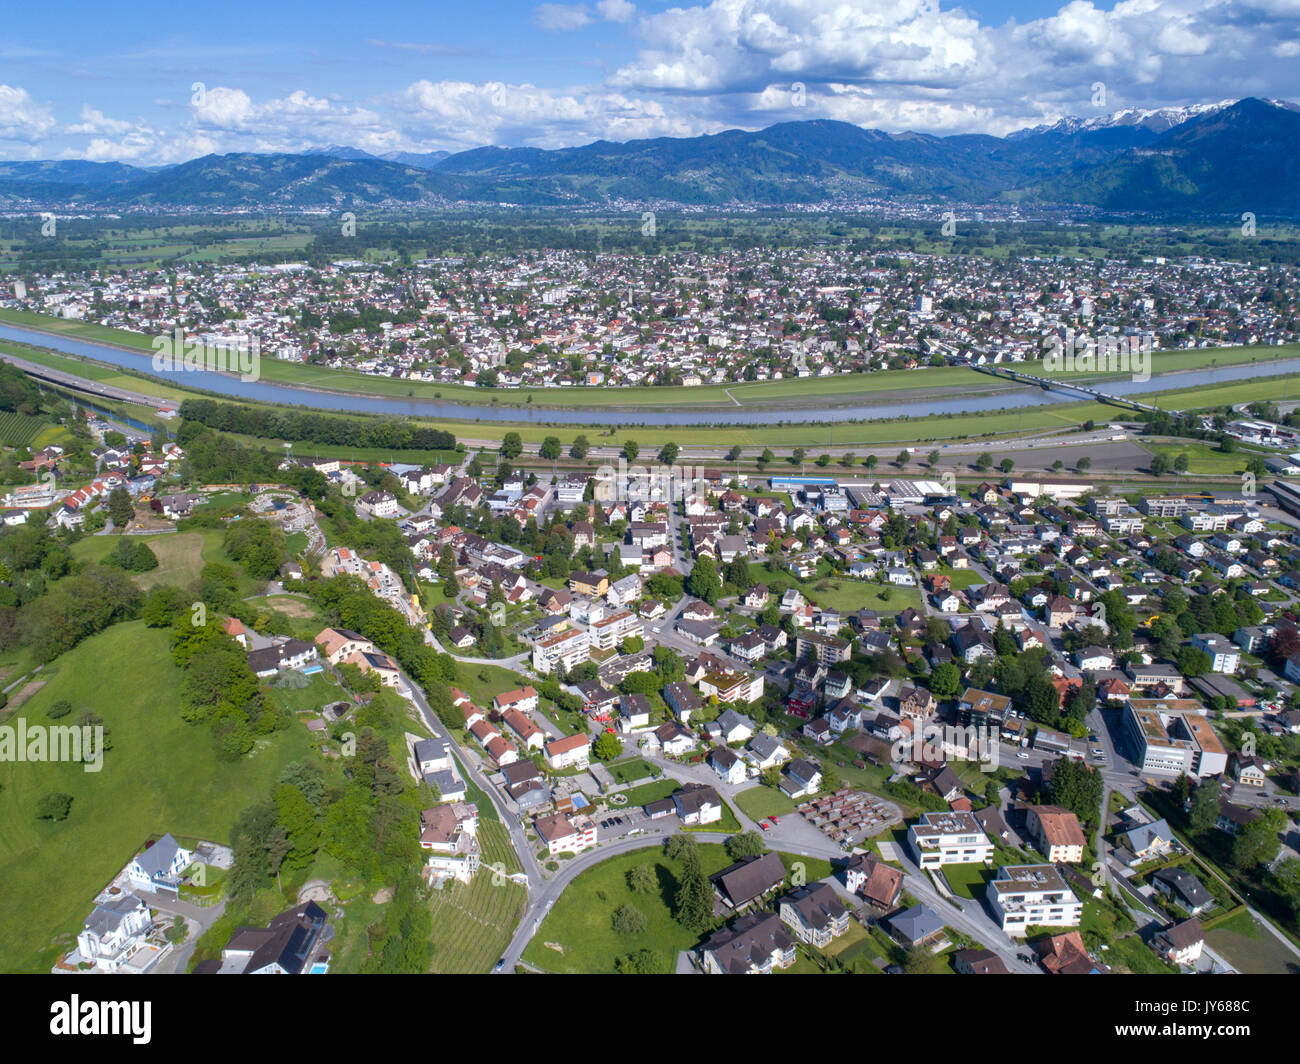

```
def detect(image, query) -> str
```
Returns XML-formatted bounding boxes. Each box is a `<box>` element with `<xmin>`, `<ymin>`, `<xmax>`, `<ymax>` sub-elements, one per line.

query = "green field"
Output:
<box><xmin>522</xmin><ymin>843</ymin><xmax>728</xmax><ymax>973</ymax></box>
<box><xmin>754</xmin><ymin>562</ymin><xmax>923</xmax><ymax>616</ymax></box>
<box><xmin>1205</xmin><ymin>910</ymin><xmax>1299</xmax><ymax>974</ymax></box>
<box><xmin>733</xmin><ymin>786</ymin><xmax>798</xmax><ymax>821</ymax></box>
<box><xmin>0</xmin><ymin>621</ymin><xmax>315</xmax><ymax>972</ymax></box>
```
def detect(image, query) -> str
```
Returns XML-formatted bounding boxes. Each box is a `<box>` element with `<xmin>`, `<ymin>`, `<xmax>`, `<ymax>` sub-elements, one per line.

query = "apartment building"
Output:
<box><xmin>588</xmin><ymin>608</ymin><xmax>643</xmax><ymax>651</ymax></box>
<box><xmin>1025</xmin><ymin>805</ymin><xmax>1087</xmax><ymax>863</ymax></box>
<box><xmin>987</xmin><ymin>865</ymin><xmax>1084</xmax><ymax>934</ymax></box>
<box><xmin>532</xmin><ymin>626</ymin><xmax>591</xmax><ymax>675</ymax></box>
<box><xmin>1123</xmin><ymin>698</ymin><xmax>1228</xmax><ymax>778</ymax></box>
<box><xmin>794</xmin><ymin>629</ymin><xmax>853</xmax><ymax>665</ymax></box>
<box><xmin>906</xmin><ymin>811</ymin><xmax>995</xmax><ymax>869</ymax></box>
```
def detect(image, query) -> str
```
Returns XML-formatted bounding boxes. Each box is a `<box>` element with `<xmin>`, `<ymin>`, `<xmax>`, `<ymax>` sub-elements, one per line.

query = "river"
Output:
<box><xmin>1</xmin><ymin>322</ymin><xmax>1297</xmax><ymax>427</ymax></box>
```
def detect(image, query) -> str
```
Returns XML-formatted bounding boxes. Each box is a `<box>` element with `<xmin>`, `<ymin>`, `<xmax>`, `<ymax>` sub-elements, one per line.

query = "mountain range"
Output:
<box><xmin>1</xmin><ymin>98</ymin><xmax>1295</xmax><ymax>213</ymax></box>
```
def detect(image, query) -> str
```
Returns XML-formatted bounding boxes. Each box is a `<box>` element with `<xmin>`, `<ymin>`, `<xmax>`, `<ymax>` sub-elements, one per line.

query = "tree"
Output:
<box><xmin>500</xmin><ymin>432</ymin><xmax>523</xmax><ymax>460</ymax></box>
<box><xmin>106</xmin><ymin>486</ymin><xmax>133</xmax><ymax>528</ymax></box>
<box><xmin>570</xmin><ymin>435</ymin><xmax>590</xmax><ymax>460</ymax></box>
<box><xmin>616</xmin><ymin>948</ymin><xmax>661</xmax><ymax>974</ymax></box>
<box><xmin>1150</xmin><ymin>452</ymin><xmax>1172</xmax><ymax>477</ymax></box>
<box><xmin>975</xmin><ymin>451</ymin><xmax>993</xmax><ymax>472</ymax></box>
<box><xmin>864</xmin><ymin>454</ymin><xmax>878</xmax><ymax>471</ymax></box>
<box><xmin>539</xmin><ymin>436</ymin><xmax>562</xmax><ymax>461</ymax></box>
<box><xmin>622</xmin><ymin>440</ymin><xmax>639</xmax><ymax>461</ymax></box>
<box><xmin>674</xmin><ymin>864</ymin><xmax>714</xmax><ymax>933</ymax></box>
<box><xmin>1187</xmin><ymin>781</ymin><xmax>1220</xmax><ymax>832</ymax></box>
<box><xmin>686</xmin><ymin>555</ymin><xmax>722</xmax><ymax>605</ymax></box>
<box><xmin>1173</xmin><ymin>452</ymin><xmax>1190</xmax><ymax>474</ymax></box>
<box><xmin>725</xmin><ymin>445</ymin><xmax>742</xmax><ymax>462</ymax></box>
<box><xmin>927</xmin><ymin>450</ymin><xmax>941</xmax><ymax>468</ymax></box>
<box><xmin>612</xmin><ymin>903</ymin><xmax>648</xmax><ymax>935</ymax></box>
<box><xmin>725</xmin><ymin>831</ymin><xmax>767</xmax><ymax>860</ymax></box>
<box><xmin>592</xmin><ymin>731</ymin><xmax>622</xmax><ymax>761</ymax></box>
<box><xmin>1176</xmin><ymin>645</ymin><xmax>1212</xmax><ymax>679</ymax></box>
<box><xmin>903</xmin><ymin>946</ymin><xmax>949</xmax><ymax>974</ymax></box>
<box><xmin>928</xmin><ymin>662</ymin><xmax>962</xmax><ymax>699</ymax></box>
<box><xmin>896</xmin><ymin>450</ymin><xmax>912</xmax><ymax>470</ymax></box>
<box><xmin>659</xmin><ymin>442</ymin><xmax>679</xmax><ymax>465</ymax></box>
<box><xmin>1044</xmin><ymin>757</ymin><xmax>1104</xmax><ymax>826</ymax></box>
<box><xmin>1000</xmin><ymin>458</ymin><xmax>1015</xmax><ymax>474</ymax></box>
<box><xmin>36</xmin><ymin>792</ymin><xmax>73</xmax><ymax>821</ymax></box>
<box><xmin>1076</xmin><ymin>456</ymin><xmax>1092</xmax><ymax>472</ymax></box>
<box><xmin>1232</xmin><ymin>809</ymin><xmax>1285</xmax><ymax>869</ymax></box>
<box><xmin>626</xmin><ymin>865</ymin><xmax>655</xmax><ymax>894</ymax></box>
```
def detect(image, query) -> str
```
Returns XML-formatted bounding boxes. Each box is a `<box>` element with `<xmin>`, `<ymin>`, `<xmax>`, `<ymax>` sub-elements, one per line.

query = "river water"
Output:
<box><xmin>2</xmin><ymin>322</ymin><xmax>1297</xmax><ymax>427</ymax></box>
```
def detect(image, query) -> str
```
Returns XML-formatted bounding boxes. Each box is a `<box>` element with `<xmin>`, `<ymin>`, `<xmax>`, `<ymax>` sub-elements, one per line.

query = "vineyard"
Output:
<box><xmin>0</xmin><ymin>411</ymin><xmax>57</xmax><ymax>448</ymax></box>
<box><xmin>427</xmin><ymin>819</ymin><xmax>526</xmax><ymax>974</ymax></box>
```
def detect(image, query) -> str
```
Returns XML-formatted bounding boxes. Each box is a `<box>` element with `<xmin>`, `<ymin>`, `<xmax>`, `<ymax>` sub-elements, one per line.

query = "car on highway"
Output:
<box><xmin>759</xmin><ymin>821</ymin><xmax>770</xmax><ymax>831</ymax></box>
<box><xmin>769</xmin><ymin>815</ymin><xmax>781</xmax><ymax>824</ymax></box>
<box><xmin>1017</xmin><ymin>751</ymin><xmax>1031</xmax><ymax>760</ymax></box>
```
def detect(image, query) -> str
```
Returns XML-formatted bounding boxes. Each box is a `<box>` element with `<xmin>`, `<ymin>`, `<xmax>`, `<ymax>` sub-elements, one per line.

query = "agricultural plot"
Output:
<box><xmin>427</xmin><ymin>820</ymin><xmax>526</xmax><ymax>974</ymax></box>
<box><xmin>0</xmin><ymin>410</ymin><xmax>56</xmax><ymax>447</ymax></box>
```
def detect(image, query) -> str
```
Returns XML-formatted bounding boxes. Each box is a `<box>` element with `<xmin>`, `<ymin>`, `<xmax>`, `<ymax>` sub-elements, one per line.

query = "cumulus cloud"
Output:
<box><xmin>0</xmin><ymin>84</ymin><xmax>57</xmax><ymax>144</ymax></box>
<box><xmin>8</xmin><ymin>0</ymin><xmax>1300</xmax><ymax>161</ymax></box>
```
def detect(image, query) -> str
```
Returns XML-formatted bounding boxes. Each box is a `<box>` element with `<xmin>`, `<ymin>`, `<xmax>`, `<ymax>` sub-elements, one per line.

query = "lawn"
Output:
<box><xmin>607</xmin><ymin>757</ymin><xmax>657</xmax><ymax>785</ymax></box>
<box><xmin>618</xmin><ymin>779</ymin><xmax>679</xmax><ymax>808</ymax></box>
<box><xmin>755</xmin><ymin>562</ymin><xmax>923</xmax><ymax>616</ymax></box>
<box><xmin>1205</xmin><ymin>911</ymin><xmax>1298</xmax><ymax>974</ymax></box>
<box><xmin>734</xmin><ymin>786</ymin><xmax>798</xmax><ymax>821</ymax></box>
<box><xmin>0</xmin><ymin>621</ymin><xmax>315</xmax><ymax>972</ymax></box>
<box><xmin>939</xmin><ymin>861</ymin><xmax>994</xmax><ymax>900</ymax></box>
<box><xmin>1104</xmin><ymin>933</ymin><xmax>1177</xmax><ymax>974</ymax></box>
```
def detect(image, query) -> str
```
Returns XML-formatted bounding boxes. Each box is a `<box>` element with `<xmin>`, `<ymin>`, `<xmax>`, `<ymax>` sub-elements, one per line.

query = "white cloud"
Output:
<box><xmin>535</xmin><ymin>4</ymin><xmax>593</xmax><ymax>31</ymax></box>
<box><xmin>597</xmin><ymin>0</ymin><xmax>636</xmax><ymax>22</ymax></box>
<box><xmin>0</xmin><ymin>84</ymin><xmax>57</xmax><ymax>144</ymax></box>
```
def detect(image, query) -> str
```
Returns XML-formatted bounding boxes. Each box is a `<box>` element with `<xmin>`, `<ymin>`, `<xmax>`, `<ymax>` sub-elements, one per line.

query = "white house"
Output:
<box><xmin>127</xmin><ymin>834</ymin><xmax>193</xmax><ymax>895</ymax></box>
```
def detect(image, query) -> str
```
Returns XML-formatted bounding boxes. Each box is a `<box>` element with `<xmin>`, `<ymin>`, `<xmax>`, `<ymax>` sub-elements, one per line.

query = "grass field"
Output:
<box><xmin>1205</xmin><ymin>910</ymin><xmax>1299</xmax><ymax>974</ymax></box>
<box><xmin>521</xmin><ymin>842</ymin><xmax>738</xmax><ymax>974</ymax></box>
<box><xmin>0</xmin><ymin>621</ymin><xmax>315</xmax><ymax>972</ymax></box>
<box><xmin>733</xmin><ymin>786</ymin><xmax>798</xmax><ymax>821</ymax></box>
<box><xmin>427</xmin><ymin>819</ymin><xmax>527</xmax><ymax>974</ymax></box>
<box><xmin>71</xmin><ymin>530</ymin><xmax>231</xmax><ymax>592</ymax></box>
<box><xmin>754</xmin><ymin>562</ymin><xmax>923</xmax><ymax>616</ymax></box>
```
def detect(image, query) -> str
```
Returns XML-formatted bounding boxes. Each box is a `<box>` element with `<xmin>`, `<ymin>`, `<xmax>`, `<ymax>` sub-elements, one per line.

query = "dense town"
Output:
<box><xmin>7</xmin><ymin>247</ymin><xmax>1299</xmax><ymax>388</ymax></box>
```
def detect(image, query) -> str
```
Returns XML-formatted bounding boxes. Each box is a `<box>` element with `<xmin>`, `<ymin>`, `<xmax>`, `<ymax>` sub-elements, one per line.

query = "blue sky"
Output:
<box><xmin>1</xmin><ymin>0</ymin><xmax>1297</xmax><ymax>162</ymax></box>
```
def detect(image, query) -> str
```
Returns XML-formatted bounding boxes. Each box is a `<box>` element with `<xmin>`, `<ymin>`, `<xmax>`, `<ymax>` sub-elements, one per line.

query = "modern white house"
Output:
<box><xmin>906</xmin><ymin>811</ymin><xmax>995</xmax><ymax>869</ymax></box>
<box><xmin>987</xmin><ymin>865</ymin><xmax>1083</xmax><ymax>935</ymax></box>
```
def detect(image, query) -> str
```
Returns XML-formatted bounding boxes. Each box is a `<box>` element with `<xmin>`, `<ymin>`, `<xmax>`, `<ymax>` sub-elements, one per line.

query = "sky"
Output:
<box><xmin>1</xmin><ymin>0</ymin><xmax>1297</xmax><ymax>163</ymax></box>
